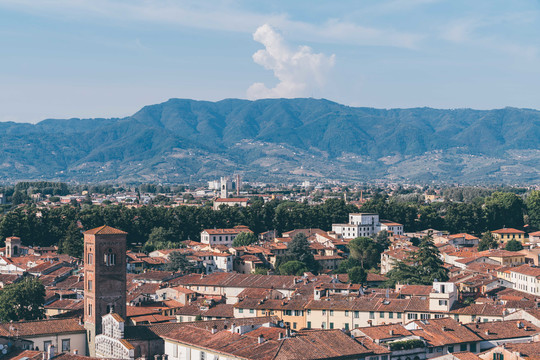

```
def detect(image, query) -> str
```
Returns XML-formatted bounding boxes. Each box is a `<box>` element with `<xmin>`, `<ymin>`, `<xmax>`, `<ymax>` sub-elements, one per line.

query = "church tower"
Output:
<box><xmin>83</xmin><ymin>225</ymin><xmax>127</xmax><ymax>356</ymax></box>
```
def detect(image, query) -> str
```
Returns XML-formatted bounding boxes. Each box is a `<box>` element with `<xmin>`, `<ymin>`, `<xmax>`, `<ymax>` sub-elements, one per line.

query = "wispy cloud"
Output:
<box><xmin>441</xmin><ymin>14</ymin><xmax>539</xmax><ymax>60</ymax></box>
<box><xmin>0</xmin><ymin>0</ymin><xmax>424</xmax><ymax>49</ymax></box>
<box><xmin>247</xmin><ymin>24</ymin><xmax>336</xmax><ymax>99</ymax></box>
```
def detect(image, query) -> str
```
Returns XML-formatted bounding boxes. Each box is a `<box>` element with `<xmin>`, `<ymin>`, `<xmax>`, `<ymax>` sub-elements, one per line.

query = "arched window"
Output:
<box><xmin>104</xmin><ymin>249</ymin><xmax>116</xmax><ymax>266</ymax></box>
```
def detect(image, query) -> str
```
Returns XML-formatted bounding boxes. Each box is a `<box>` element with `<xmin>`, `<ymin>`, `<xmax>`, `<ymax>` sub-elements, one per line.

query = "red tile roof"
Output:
<box><xmin>83</xmin><ymin>225</ymin><xmax>127</xmax><ymax>235</ymax></box>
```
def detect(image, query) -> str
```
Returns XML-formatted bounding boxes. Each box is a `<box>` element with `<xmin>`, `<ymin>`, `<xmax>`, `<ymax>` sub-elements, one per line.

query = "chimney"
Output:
<box><xmin>258</xmin><ymin>335</ymin><xmax>265</xmax><ymax>344</ymax></box>
<box><xmin>163</xmin><ymin>356</ymin><xmax>168</xmax><ymax>360</ymax></box>
<box><xmin>278</xmin><ymin>332</ymin><xmax>284</xmax><ymax>340</ymax></box>
<box><xmin>154</xmin><ymin>355</ymin><xmax>161</xmax><ymax>360</ymax></box>
<box><xmin>485</xmin><ymin>330</ymin><xmax>490</xmax><ymax>336</ymax></box>
<box><xmin>46</xmin><ymin>345</ymin><xmax>55</xmax><ymax>360</ymax></box>
<box><xmin>286</xmin><ymin>326</ymin><xmax>291</xmax><ymax>338</ymax></box>
<box><xmin>73</xmin><ymin>350</ymin><xmax>78</xmax><ymax>355</ymax></box>
<box><xmin>211</xmin><ymin>325</ymin><xmax>218</xmax><ymax>334</ymax></box>
<box><xmin>389</xmin><ymin>329</ymin><xmax>394</xmax><ymax>336</ymax></box>
<box><xmin>517</xmin><ymin>321</ymin><xmax>523</xmax><ymax>329</ymax></box>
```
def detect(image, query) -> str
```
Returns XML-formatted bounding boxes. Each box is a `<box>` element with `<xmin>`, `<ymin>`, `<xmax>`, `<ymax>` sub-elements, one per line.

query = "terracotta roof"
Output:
<box><xmin>503</xmin><ymin>342</ymin><xmax>540</xmax><ymax>360</ymax></box>
<box><xmin>356</xmin><ymin>324</ymin><xmax>412</xmax><ymax>341</ymax></box>
<box><xmin>450</xmin><ymin>352</ymin><xmax>482</xmax><ymax>360</ymax></box>
<box><xmin>0</xmin><ymin>318</ymin><xmax>84</xmax><ymax>337</ymax></box>
<box><xmin>465</xmin><ymin>319</ymin><xmax>540</xmax><ymax>340</ymax></box>
<box><xmin>83</xmin><ymin>225</ymin><xmax>127</xmax><ymax>235</ymax></box>
<box><xmin>492</xmin><ymin>228</ymin><xmax>526</xmax><ymax>234</ymax></box>
<box><xmin>411</xmin><ymin>318</ymin><xmax>482</xmax><ymax>346</ymax></box>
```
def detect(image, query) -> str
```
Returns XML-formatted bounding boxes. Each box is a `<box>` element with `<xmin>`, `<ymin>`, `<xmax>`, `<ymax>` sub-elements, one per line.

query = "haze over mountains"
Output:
<box><xmin>1</xmin><ymin>98</ymin><xmax>539</xmax><ymax>184</ymax></box>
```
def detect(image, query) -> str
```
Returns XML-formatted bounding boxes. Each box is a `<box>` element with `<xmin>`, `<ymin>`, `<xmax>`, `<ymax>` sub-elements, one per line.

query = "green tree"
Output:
<box><xmin>526</xmin><ymin>190</ymin><xmax>540</xmax><ymax>228</ymax></box>
<box><xmin>484</xmin><ymin>192</ymin><xmax>525</xmax><ymax>230</ymax></box>
<box><xmin>59</xmin><ymin>222</ymin><xmax>83</xmax><ymax>258</ymax></box>
<box><xmin>232</xmin><ymin>232</ymin><xmax>258</xmax><ymax>247</ymax></box>
<box><xmin>478</xmin><ymin>231</ymin><xmax>499</xmax><ymax>251</ymax></box>
<box><xmin>0</xmin><ymin>277</ymin><xmax>45</xmax><ymax>322</ymax></box>
<box><xmin>386</xmin><ymin>235</ymin><xmax>448</xmax><ymax>286</ymax></box>
<box><xmin>348</xmin><ymin>237</ymin><xmax>380</xmax><ymax>270</ymax></box>
<box><xmin>505</xmin><ymin>239</ymin><xmax>523</xmax><ymax>252</ymax></box>
<box><xmin>165</xmin><ymin>251</ymin><xmax>193</xmax><ymax>273</ymax></box>
<box><xmin>348</xmin><ymin>266</ymin><xmax>367</xmax><ymax>285</ymax></box>
<box><xmin>335</xmin><ymin>258</ymin><xmax>362</xmax><ymax>274</ymax></box>
<box><xmin>286</xmin><ymin>233</ymin><xmax>319</xmax><ymax>273</ymax></box>
<box><xmin>278</xmin><ymin>260</ymin><xmax>308</xmax><ymax>276</ymax></box>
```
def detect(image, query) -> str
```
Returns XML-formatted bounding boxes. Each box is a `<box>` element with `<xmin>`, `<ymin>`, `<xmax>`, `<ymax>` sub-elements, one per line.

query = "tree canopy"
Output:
<box><xmin>478</xmin><ymin>231</ymin><xmax>499</xmax><ymax>251</ymax></box>
<box><xmin>165</xmin><ymin>251</ymin><xmax>194</xmax><ymax>273</ymax></box>
<box><xmin>0</xmin><ymin>277</ymin><xmax>45</xmax><ymax>322</ymax></box>
<box><xmin>505</xmin><ymin>239</ymin><xmax>523</xmax><ymax>252</ymax></box>
<box><xmin>232</xmin><ymin>232</ymin><xmax>258</xmax><ymax>247</ymax></box>
<box><xmin>386</xmin><ymin>235</ymin><xmax>448</xmax><ymax>286</ymax></box>
<box><xmin>278</xmin><ymin>260</ymin><xmax>308</xmax><ymax>276</ymax></box>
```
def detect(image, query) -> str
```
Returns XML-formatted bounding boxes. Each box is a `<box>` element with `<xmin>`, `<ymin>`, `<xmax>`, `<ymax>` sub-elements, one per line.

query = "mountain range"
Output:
<box><xmin>1</xmin><ymin>98</ymin><xmax>539</xmax><ymax>184</ymax></box>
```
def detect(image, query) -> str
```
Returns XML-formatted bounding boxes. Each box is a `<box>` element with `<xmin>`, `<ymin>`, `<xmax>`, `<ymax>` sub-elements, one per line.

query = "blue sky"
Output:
<box><xmin>1</xmin><ymin>0</ymin><xmax>539</xmax><ymax>123</ymax></box>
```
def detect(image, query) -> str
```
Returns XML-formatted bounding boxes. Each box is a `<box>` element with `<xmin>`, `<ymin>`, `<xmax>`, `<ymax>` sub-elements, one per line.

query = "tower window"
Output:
<box><xmin>87</xmin><ymin>253</ymin><xmax>93</xmax><ymax>265</ymax></box>
<box><xmin>104</xmin><ymin>249</ymin><xmax>116</xmax><ymax>266</ymax></box>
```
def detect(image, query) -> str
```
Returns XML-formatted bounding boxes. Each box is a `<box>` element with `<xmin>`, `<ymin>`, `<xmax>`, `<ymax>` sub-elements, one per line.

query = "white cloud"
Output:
<box><xmin>247</xmin><ymin>24</ymin><xmax>335</xmax><ymax>100</ymax></box>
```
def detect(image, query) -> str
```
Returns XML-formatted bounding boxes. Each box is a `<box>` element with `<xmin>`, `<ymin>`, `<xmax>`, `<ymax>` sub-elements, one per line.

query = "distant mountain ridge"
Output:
<box><xmin>0</xmin><ymin>98</ymin><xmax>539</xmax><ymax>183</ymax></box>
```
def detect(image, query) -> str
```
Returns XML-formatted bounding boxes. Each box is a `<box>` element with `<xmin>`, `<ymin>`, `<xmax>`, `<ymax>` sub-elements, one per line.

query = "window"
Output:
<box><xmin>330</xmin><ymin>322</ymin><xmax>334</xmax><ymax>329</ymax></box>
<box><xmin>344</xmin><ymin>323</ymin><xmax>349</xmax><ymax>330</ymax></box>
<box><xmin>397</xmin><ymin>313</ymin><xmax>402</xmax><ymax>319</ymax></box>
<box><xmin>88</xmin><ymin>304</ymin><xmax>92</xmax><ymax>316</ymax></box>
<box><xmin>249</xmin><ymin>309</ymin><xmax>254</xmax><ymax>314</ymax></box>
<box><xmin>284</xmin><ymin>310</ymin><xmax>292</xmax><ymax>316</ymax></box>
<box><xmin>354</xmin><ymin>311</ymin><xmax>359</xmax><ymax>318</ymax></box>
<box><xmin>87</xmin><ymin>253</ymin><xmax>93</xmax><ymax>265</ymax></box>
<box><xmin>407</xmin><ymin>313</ymin><xmax>418</xmax><ymax>320</ymax></box>
<box><xmin>62</xmin><ymin>339</ymin><xmax>70</xmax><ymax>352</ymax></box>
<box><xmin>369</xmin><ymin>311</ymin><xmax>375</xmax><ymax>319</ymax></box>
<box><xmin>322</xmin><ymin>322</ymin><xmax>326</xmax><ymax>329</ymax></box>
<box><xmin>307</xmin><ymin>309</ymin><xmax>311</xmax><ymax>315</ymax></box>
<box><xmin>345</xmin><ymin>311</ymin><xmax>349</xmax><ymax>316</ymax></box>
<box><xmin>87</xmin><ymin>280</ymin><xmax>92</xmax><ymax>291</ymax></box>
<box><xmin>106</xmin><ymin>304</ymin><xmax>115</xmax><ymax>314</ymax></box>
<box><xmin>307</xmin><ymin>321</ymin><xmax>311</xmax><ymax>329</ymax></box>
<box><xmin>380</xmin><ymin>312</ymin><xmax>385</xmax><ymax>318</ymax></box>
<box><xmin>421</xmin><ymin>313</ymin><xmax>429</xmax><ymax>320</ymax></box>
<box><xmin>322</xmin><ymin>310</ymin><xmax>326</xmax><ymax>315</ymax></box>
<box><xmin>389</xmin><ymin>312</ymin><xmax>394</xmax><ymax>319</ymax></box>
<box><xmin>239</xmin><ymin>309</ymin><xmax>243</xmax><ymax>313</ymax></box>
<box><xmin>330</xmin><ymin>310</ymin><xmax>334</xmax><ymax>316</ymax></box>
<box><xmin>200</xmin><ymin>352</ymin><xmax>206</xmax><ymax>360</ymax></box>
<box><xmin>104</xmin><ymin>249</ymin><xmax>116</xmax><ymax>266</ymax></box>
<box><xmin>293</xmin><ymin>322</ymin><xmax>297</xmax><ymax>329</ymax></box>
<box><xmin>439</xmin><ymin>300</ymin><xmax>447</xmax><ymax>306</ymax></box>
<box><xmin>460</xmin><ymin>344</ymin><xmax>467</xmax><ymax>351</ymax></box>
<box><xmin>173</xmin><ymin>344</ymin><xmax>178</xmax><ymax>357</ymax></box>
<box><xmin>448</xmin><ymin>346</ymin><xmax>454</xmax><ymax>353</ymax></box>
<box><xmin>493</xmin><ymin>353</ymin><xmax>504</xmax><ymax>360</ymax></box>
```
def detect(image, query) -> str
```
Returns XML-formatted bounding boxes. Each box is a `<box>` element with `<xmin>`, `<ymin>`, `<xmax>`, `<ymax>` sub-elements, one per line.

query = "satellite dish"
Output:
<box><xmin>3</xmin><ymin>348</ymin><xmax>8</xmax><ymax>354</ymax></box>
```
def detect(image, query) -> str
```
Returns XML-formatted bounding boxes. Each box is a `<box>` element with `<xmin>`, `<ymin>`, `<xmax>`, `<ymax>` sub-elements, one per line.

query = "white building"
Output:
<box><xmin>508</xmin><ymin>264</ymin><xmax>540</xmax><ymax>296</ymax></box>
<box><xmin>332</xmin><ymin>213</ymin><xmax>403</xmax><ymax>239</ymax></box>
<box><xmin>200</xmin><ymin>226</ymin><xmax>253</xmax><ymax>247</ymax></box>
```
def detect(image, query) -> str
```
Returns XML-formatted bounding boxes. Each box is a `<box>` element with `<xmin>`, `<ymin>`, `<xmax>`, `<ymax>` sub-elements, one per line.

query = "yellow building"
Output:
<box><xmin>492</xmin><ymin>228</ymin><xmax>526</xmax><ymax>243</ymax></box>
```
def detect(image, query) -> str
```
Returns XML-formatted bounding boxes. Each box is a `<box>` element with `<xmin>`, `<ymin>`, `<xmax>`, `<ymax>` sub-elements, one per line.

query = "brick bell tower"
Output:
<box><xmin>83</xmin><ymin>225</ymin><xmax>127</xmax><ymax>356</ymax></box>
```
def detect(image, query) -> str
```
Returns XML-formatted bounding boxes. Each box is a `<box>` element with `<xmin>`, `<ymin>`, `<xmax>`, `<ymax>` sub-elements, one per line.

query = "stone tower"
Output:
<box><xmin>220</xmin><ymin>176</ymin><xmax>229</xmax><ymax>199</ymax></box>
<box><xmin>83</xmin><ymin>225</ymin><xmax>127</xmax><ymax>356</ymax></box>
<box><xmin>5</xmin><ymin>236</ymin><xmax>21</xmax><ymax>258</ymax></box>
